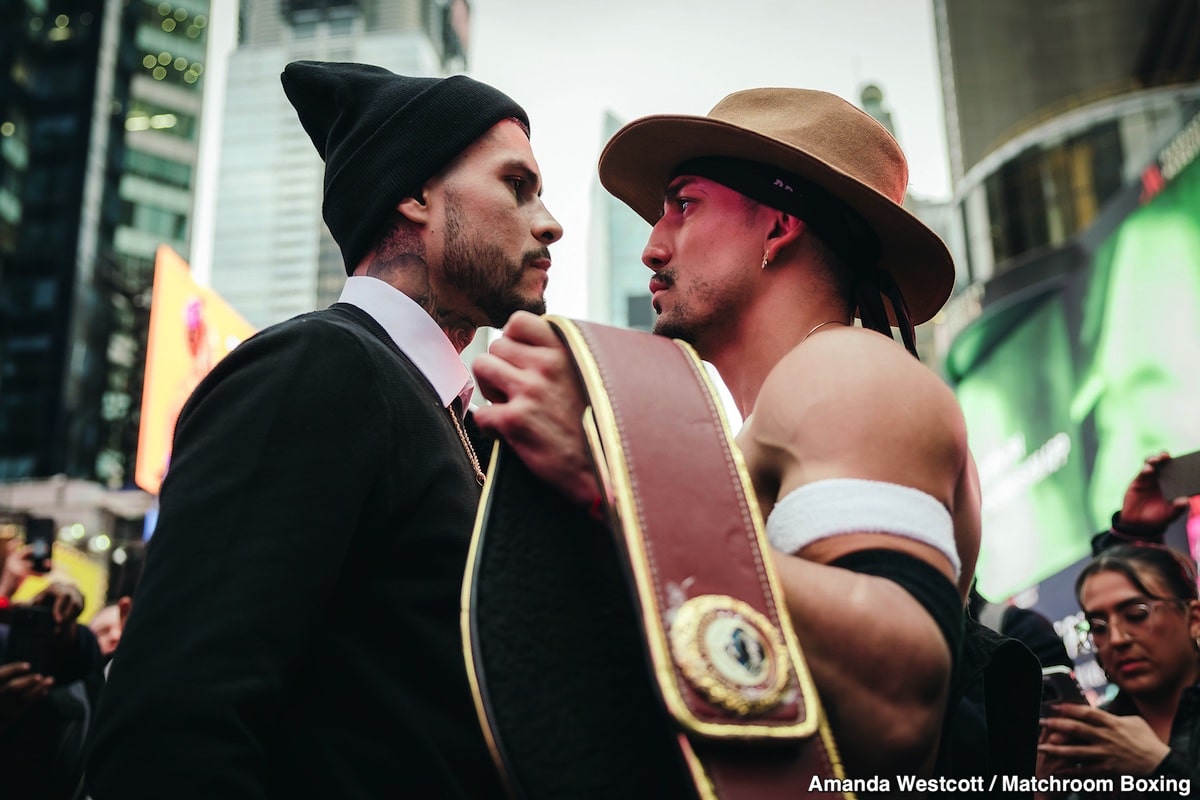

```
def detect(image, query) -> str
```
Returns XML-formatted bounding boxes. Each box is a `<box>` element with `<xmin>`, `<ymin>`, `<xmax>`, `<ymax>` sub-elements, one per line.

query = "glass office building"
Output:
<box><xmin>0</xmin><ymin>0</ymin><xmax>215</xmax><ymax>488</ymax></box>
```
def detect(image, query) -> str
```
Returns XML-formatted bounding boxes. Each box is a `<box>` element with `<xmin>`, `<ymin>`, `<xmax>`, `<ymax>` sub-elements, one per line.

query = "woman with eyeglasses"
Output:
<box><xmin>1036</xmin><ymin>543</ymin><xmax>1200</xmax><ymax>796</ymax></box>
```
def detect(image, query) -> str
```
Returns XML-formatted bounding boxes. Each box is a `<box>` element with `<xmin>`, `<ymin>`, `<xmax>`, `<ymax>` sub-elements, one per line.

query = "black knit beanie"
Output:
<box><xmin>281</xmin><ymin>61</ymin><xmax>530</xmax><ymax>274</ymax></box>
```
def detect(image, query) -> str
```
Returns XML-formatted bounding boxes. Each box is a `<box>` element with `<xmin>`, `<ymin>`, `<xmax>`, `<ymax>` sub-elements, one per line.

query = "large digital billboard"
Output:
<box><xmin>951</xmin><ymin>124</ymin><xmax>1200</xmax><ymax>600</ymax></box>
<box><xmin>135</xmin><ymin>246</ymin><xmax>256</xmax><ymax>495</ymax></box>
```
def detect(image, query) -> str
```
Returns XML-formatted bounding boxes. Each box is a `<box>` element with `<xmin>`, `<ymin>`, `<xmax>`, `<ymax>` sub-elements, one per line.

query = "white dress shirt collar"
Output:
<box><xmin>337</xmin><ymin>276</ymin><xmax>473</xmax><ymax>409</ymax></box>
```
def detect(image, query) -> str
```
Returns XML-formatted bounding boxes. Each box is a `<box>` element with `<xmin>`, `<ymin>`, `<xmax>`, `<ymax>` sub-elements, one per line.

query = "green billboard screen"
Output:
<box><xmin>952</xmin><ymin>151</ymin><xmax>1200</xmax><ymax>599</ymax></box>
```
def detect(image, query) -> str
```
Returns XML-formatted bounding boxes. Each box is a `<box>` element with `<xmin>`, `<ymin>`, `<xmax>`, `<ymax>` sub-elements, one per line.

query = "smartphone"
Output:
<box><xmin>24</xmin><ymin>517</ymin><xmax>54</xmax><ymax>574</ymax></box>
<box><xmin>1040</xmin><ymin>665</ymin><xmax>1088</xmax><ymax>717</ymax></box>
<box><xmin>3</xmin><ymin>604</ymin><xmax>55</xmax><ymax>675</ymax></box>
<box><xmin>1158</xmin><ymin>449</ymin><xmax>1200</xmax><ymax>501</ymax></box>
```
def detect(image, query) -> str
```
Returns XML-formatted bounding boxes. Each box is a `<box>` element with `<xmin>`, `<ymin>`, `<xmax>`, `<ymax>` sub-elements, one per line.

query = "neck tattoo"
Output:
<box><xmin>437</xmin><ymin>308</ymin><xmax>477</xmax><ymax>354</ymax></box>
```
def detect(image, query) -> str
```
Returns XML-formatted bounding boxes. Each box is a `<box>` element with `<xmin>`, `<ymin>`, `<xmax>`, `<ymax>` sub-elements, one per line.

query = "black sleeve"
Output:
<box><xmin>829</xmin><ymin>548</ymin><xmax>964</xmax><ymax>664</ymax></box>
<box><xmin>85</xmin><ymin>320</ymin><xmax>389</xmax><ymax>800</ymax></box>
<box><xmin>1000</xmin><ymin>606</ymin><xmax>1073</xmax><ymax>671</ymax></box>
<box><xmin>1148</xmin><ymin>750</ymin><xmax>1200</xmax><ymax>797</ymax></box>
<box><xmin>1091</xmin><ymin>511</ymin><xmax>1167</xmax><ymax>555</ymax></box>
<box><xmin>51</xmin><ymin>622</ymin><xmax>104</xmax><ymax>687</ymax></box>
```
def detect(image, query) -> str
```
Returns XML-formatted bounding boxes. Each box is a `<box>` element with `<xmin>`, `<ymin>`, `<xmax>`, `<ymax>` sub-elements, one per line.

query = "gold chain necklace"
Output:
<box><xmin>803</xmin><ymin>319</ymin><xmax>848</xmax><ymax>340</ymax></box>
<box><xmin>448</xmin><ymin>404</ymin><xmax>485</xmax><ymax>486</ymax></box>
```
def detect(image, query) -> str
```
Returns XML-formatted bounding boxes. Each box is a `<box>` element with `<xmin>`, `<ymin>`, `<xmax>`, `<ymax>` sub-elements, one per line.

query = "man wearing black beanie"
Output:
<box><xmin>86</xmin><ymin>61</ymin><xmax>561</xmax><ymax>799</ymax></box>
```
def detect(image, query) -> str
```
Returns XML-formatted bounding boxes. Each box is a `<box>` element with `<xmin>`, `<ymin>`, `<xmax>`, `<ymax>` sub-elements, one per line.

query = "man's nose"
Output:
<box><xmin>642</xmin><ymin>227</ymin><xmax>670</xmax><ymax>269</ymax></box>
<box><xmin>533</xmin><ymin>202</ymin><xmax>563</xmax><ymax>244</ymax></box>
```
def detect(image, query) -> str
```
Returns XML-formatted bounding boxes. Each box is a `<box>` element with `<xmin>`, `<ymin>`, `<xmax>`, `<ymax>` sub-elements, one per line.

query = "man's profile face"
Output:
<box><xmin>435</xmin><ymin>120</ymin><xmax>562</xmax><ymax>327</ymax></box>
<box><xmin>644</xmin><ymin>175</ymin><xmax>764</xmax><ymax>349</ymax></box>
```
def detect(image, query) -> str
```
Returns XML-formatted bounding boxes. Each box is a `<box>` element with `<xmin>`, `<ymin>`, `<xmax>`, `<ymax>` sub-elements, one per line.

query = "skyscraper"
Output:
<box><xmin>0</xmin><ymin>0</ymin><xmax>220</xmax><ymax>488</ymax></box>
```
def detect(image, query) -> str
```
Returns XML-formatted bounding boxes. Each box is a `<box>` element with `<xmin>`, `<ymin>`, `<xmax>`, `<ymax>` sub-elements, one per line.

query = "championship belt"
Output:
<box><xmin>462</xmin><ymin>317</ymin><xmax>852</xmax><ymax>799</ymax></box>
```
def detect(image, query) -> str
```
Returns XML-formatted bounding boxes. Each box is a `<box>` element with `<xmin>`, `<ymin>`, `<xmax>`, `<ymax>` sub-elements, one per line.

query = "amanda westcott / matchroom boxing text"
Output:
<box><xmin>810</xmin><ymin>774</ymin><xmax>1192</xmax><ymax>795</ymax></box>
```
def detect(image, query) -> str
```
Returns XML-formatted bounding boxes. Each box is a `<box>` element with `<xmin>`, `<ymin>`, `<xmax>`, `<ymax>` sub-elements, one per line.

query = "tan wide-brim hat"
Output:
<box><xmin>597</xmin><ymin>88</ymin><xmax>955</xmax><ymax>325</ymax></box>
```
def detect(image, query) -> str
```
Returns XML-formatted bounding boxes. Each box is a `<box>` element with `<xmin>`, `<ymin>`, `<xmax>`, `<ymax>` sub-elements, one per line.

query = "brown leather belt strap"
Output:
<box><xmin>549</xmin><ymin>317</ymin><xmax>852</xmax><ymax>799</ymax></box>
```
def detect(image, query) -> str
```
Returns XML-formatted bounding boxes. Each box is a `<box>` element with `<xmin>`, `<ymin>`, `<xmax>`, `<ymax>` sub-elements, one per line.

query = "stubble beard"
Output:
<box><xmin>441</xmin><ymin>202</ymin><xmax>546</xmax><ymax>328</ymax></box>
<box><xmin>651</xmin><ymin>269</ymin><xmax>701</xmax><ymax>345</ymax></box>
<box><xmin>653</xmin><ymin>315</ymin><xmax>699</xmax><ymax>345</ymax></box>
<box><xmin>651</xmin><ymin>271</ymin><xmax>746</xmax><ymax>359</ymax></box>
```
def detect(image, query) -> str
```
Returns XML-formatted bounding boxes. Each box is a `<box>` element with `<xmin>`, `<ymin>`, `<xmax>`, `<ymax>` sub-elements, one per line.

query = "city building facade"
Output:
<box><xmin>931</xmin><ymin>0</ymin><xmax>1200</xmax><ymax>674</ymax></box>
<box><xmin>0</xmin><ymin>0</ymin><xmax>225</xmax><ymax>593</ymax></box>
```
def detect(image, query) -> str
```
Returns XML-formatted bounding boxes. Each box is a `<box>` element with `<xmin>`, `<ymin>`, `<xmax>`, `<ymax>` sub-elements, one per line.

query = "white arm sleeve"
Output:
<box><xmin>765</xmin><ymin>478</ymin><xmax>960</xmax><ymax>579</ymax></box>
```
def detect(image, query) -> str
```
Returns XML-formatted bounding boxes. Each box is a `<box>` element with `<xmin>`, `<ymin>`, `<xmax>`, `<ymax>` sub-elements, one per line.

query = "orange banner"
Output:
<box><xmin>135</xmin><ymin>246</ymin><xmax>256</xmax><ymax>495</ymax></box>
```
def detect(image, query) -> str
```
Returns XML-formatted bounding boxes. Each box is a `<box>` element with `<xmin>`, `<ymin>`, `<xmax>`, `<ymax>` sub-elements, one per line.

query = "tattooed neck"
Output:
<box><xmin>437</xmin><ymin>309</ymin><xmax>478</xmax><ymax>353</ymax></box>
<box><xmin>364</xmin><ymin>254</ymin><xmax>437</xmax><ymax>316</ymax></box>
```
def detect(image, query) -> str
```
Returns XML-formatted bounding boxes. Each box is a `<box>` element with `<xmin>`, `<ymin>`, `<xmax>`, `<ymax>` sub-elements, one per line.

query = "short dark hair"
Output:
<box><xmin>1075</xmin><ymin>543</ymin><xmax>1199</xmax><ymax>605</ymax></box>
<box><xmin>808</xmin><ymin>232</ymin><xmax>856</xmax><ymax>312</ymax></box>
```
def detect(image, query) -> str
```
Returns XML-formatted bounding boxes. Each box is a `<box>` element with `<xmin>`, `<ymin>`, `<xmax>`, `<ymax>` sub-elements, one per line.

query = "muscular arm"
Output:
<box><xmin>742</xmin><ymin>329</ymin><xmax>980</xmax><ymax>776</ymax></box>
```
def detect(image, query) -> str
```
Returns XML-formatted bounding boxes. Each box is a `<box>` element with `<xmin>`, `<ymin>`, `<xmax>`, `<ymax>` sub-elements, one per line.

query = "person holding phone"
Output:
<box><xmin>1090</xmin><ymin>452</ymin><xmax>1192</xmax><ymax>556</ymax></box>
<box><xmin>1036</xmin><ymin>543</ymin><xmax>1200</xmax><ymax>796</ymax></box>
<box><xmin>1</xmin><ymin>581</ymin><xmax>103</xmax><ymax>800</ymax></box>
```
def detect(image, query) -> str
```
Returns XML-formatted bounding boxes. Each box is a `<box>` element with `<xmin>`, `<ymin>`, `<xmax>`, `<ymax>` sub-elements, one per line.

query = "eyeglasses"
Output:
<box><xmin>1075</xmin><ymin>598</ymin><xmax>1188</xmax><ymax>652</ymax></box>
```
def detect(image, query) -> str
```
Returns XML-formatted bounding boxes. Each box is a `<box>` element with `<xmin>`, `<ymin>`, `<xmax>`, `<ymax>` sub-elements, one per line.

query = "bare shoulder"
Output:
<box><xmin>746</xmin><ymin>326</ymin><xmax>968</xmax><ymax>501</ymax></box>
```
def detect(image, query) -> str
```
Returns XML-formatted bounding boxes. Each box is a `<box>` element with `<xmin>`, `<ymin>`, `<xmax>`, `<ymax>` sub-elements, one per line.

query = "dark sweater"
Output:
<box><xmin>86</xmin><ymin>305</ymin><xmax>504</xmax><ymax>799</ymax></box>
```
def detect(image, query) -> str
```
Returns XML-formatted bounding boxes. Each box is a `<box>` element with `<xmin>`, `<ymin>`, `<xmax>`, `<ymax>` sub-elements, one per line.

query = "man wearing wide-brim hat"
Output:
<box><xmin>474</xmin><ymin>87</ymin><xmax>982</xmax><ymax>778</ymax></box>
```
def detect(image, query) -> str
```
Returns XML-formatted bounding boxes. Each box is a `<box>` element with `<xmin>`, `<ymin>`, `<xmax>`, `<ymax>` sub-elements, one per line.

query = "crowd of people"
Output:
<box><xmin>0</xmin><ymin>59</ymin><xmax>1196</xmax><ymax>798</ymax></box>
<box><xmin>0</xmin><ymin>534</ymin><xmax>107</xmax><ymax>799</ymax></box>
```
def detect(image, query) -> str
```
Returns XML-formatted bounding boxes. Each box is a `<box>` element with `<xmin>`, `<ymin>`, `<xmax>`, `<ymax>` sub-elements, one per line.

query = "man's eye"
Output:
<box><xmin>506</xmin><ymin>177</ymin><xmax>524</xmax><ymax>195</ymax></box>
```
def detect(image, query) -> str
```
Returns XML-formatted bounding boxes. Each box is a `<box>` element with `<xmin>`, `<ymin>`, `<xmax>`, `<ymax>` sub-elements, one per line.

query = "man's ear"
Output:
<box><xmin>117</xmin><ymin>595</ymin><xmax>133</xmax><ymax>626</ymax></box>
<box><xmin>764</xmin><ymin>212</ymin><xmax>806</xmax><ymax>263</ymax></box>
<box><xmin>397</xmin><ymin>187</ymin><xmax>431</xmax><ymax>224</ymax></box>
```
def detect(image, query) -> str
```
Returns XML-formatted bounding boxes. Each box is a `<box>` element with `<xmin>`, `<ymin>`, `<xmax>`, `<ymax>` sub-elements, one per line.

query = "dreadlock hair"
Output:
<box><xmin>804</xmin><ymin>227</ymin><xmax>920</xmax><ymax>359</ymax></box>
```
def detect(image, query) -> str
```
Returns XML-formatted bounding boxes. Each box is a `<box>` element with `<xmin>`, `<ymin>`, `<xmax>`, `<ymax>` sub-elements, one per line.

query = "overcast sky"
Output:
<box><xmin>468</xmin><ymin>0</ymin><xmax>951</xmax><ymax>318</ymax></box>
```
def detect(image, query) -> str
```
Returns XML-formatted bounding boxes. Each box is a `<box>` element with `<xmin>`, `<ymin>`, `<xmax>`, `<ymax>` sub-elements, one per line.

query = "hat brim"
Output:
<box><xmin>598</xmin><ymin>114</ymin><xmax>955</xmax><ymax>326</ymax></box>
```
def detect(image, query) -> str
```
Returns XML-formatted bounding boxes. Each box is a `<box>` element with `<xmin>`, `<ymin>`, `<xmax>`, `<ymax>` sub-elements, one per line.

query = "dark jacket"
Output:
<box><xmin>85</xmin><ymin>305</ymin><xmax>503</xmax><ymax>799</ymax></box>
<box><xmin>1</xmin><ymin>623</ymin><xmax>104</xmax><ymax>800</ymax></box>
<box><xmin>937</xmin><ymin>612</ymin><xmax>1043</xmax><ymax>799</ymax></box>
<box><xmin>1092</xmin><ymin>686</ymin><xmax>1200</xmax><ymax>798</ymax></box>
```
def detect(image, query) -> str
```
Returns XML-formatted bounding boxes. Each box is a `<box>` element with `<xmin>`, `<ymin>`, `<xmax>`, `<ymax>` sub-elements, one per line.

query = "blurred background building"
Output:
<box><xmin>0</xmin><ymin>0</ymin><xmax>228</xmax><ymax>595</ymax></box>
<box><xmin>929</xmin><ymin>0</ymin><xmax>1200</xmax><ymax>690</ymax></box>
<box><xmin>0</xmin><ymin>0</ymin><xmax>220</xmax><ymax>488</ymax></box>
<box><xmin>587</xmin><ymin>110</ymin><xmax>654</xmax><ymax>332</ymax></box>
